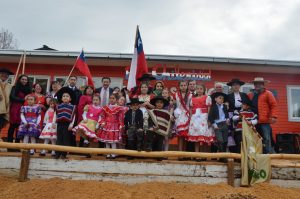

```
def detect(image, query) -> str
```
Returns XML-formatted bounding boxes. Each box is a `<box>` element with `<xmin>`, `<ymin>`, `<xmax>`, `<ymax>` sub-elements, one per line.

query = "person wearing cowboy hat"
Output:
<box><xmin>0</xmin><ymin>68</ymin><xmax>13</xmax><ymax>138</ymax></box>
<box><xmin>227</xmin><ymin>78</ymin><xmax>250</xmax><ymax>112</ymax></box>
<box><xmin>124</xmin><ymin>98</ymin><xmax>144</xmax><ymax>154</ymax></box>
<box><xmin>208</xmin><ymin>92</ymin><xmax>230</xmax><ymax>155</ymax></box>
<box><xmin>145</xmin><ymin>96</ymin><xmax>170</xmax><ymax>152</ymax></box>
<box><xmin>232</xmin><ymin>98</ymin><xmax>258</xmax><ymax>153</ymax></box>
<box><xmin>248</xmin><ymin>77</ymin><xmax>277</xmax><ymax>154</ymax></box>
<box><xmin>55</xmin><ymin>87</ymin><xmax>77</xmax><ymax>159</ymax></box>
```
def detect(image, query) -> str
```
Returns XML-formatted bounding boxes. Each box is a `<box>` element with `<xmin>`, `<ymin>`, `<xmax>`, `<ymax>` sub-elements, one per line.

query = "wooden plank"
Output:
<box><xmin>18</xmin><ymin>150</ymin><xmax>30</xmax><ymax>182</ymax></box>
<box><xmin>0</xmin><ymin>142</ymin><xmax>241</xmax><ymax>159</ymax></box>
<box><xmin>28</xmin><ymin>158</ymin><xmax>228</xmax><ymax>177</ymax></box>
<box><xmin>227</xmin><ymin>158</ymin><xmax>234</xmax><ymax>186</ymax></box>
<box><xmin>28</xmin><ymin>170</ymin><xmax>228</xmax><ymax>185</ymax></box>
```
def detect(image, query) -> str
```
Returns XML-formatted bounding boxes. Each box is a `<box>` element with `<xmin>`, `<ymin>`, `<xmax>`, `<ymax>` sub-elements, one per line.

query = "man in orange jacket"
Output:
<box><xmin>248</xmin><ymin>77</ymin><xmax>277</xmax><ymax>154</ymax></box>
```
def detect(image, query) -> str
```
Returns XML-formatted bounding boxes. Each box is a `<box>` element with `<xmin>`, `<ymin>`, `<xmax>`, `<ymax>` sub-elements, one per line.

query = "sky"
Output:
<box><xmin>1</xmin><ymin>0</ymin><xmax>300</xmax><ymax>60</ymax></box>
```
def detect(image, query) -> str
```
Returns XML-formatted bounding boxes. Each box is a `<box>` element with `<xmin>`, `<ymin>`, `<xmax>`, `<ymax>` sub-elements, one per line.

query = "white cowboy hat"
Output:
<box><xmin>251</xmin><ymin>77</ymin><xmax>270</xmax><ymax>84</ymax></box>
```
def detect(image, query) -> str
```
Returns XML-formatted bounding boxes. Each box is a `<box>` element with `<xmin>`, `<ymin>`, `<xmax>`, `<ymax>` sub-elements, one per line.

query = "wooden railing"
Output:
<box><xmin>0</xmin><ymin>142</ymin><xmax>299</xmax><ymax>185</ymax></box>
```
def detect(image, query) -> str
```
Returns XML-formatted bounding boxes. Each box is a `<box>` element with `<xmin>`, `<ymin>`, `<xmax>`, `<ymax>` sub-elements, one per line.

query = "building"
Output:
<box><xmin>0</xmin><ymin>49</ymin><xmax>300</xmax><ymax>140</ymax></box>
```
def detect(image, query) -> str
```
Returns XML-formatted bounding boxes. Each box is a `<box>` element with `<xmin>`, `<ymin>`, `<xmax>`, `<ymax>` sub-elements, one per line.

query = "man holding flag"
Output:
<box><xmin>127</xmin><ymin>26</ymin><xmax>155</xmax><ymax>96</ymax></box>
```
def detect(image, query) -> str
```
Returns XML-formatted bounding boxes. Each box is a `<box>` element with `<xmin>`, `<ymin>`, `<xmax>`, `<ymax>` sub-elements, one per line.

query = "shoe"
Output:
<box><xmin>51</xmin><ymin>151</ymin><xmax>56</xmax><ymax>157</ymax></box>
<box><xmin>106</xmin><ymin>154</ymin><xmax>111</xmax><ymax>159</ymax></box>
<box><xmin>145</xmin><ymin>147</ymin><xmax>152</xmax><ymax>152</ymax></box>
<box><xmin>30</xmin><ymin>150</ymin><xmax>35</xmax><ymax>155</ymax></box>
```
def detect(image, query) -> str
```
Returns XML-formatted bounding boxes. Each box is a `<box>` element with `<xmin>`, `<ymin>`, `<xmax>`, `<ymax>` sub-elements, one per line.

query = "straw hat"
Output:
<box><xmin>251</xmin><ymin>77</ymin><xmax>270</xmax><ymax>84</ymax></box>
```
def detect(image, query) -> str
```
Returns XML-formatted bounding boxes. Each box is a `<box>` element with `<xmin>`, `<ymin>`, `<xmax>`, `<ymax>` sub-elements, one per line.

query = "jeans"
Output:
<box><xmin>214</xmin><ymin>122</ymin><xmax>229</xmax><ymax>152</ymax></box>
<box><xmin>258</xmin><ymin>124</ymin><xmax>275</xmax><ymax>154</ymax></box>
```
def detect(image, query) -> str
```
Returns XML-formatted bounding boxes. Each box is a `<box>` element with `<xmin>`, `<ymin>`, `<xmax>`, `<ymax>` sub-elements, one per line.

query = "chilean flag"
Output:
<box><xmin>127</xmin><ymin>26</ymin><xmax>148</xmax><ymax>90</ymax></box>
<box><xmin>74</xmin><ymin>50</ymin><xmax>94</xmax><ymax>87</ymax></box>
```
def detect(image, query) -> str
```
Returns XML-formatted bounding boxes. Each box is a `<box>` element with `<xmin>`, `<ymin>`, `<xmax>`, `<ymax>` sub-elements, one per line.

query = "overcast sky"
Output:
<box><xmin>1</xmin><ymin>0</ymin><xmax>300</xmax><ymax>60</ymax></box>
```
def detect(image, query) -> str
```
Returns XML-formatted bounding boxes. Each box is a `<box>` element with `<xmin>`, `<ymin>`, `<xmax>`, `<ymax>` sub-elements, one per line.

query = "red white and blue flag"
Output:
<box><xmin>74</xmin><ymin>50</ymin><xmax>94</xmax><ymax>87</ymax></box>
<box><xmin>127</xmin><ymin>26</ymin><xmax>148</xmax><ymax>90</ymax></box>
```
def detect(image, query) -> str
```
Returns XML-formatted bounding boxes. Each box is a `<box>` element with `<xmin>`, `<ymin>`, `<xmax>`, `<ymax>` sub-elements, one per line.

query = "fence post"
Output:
<box><xmin>227</xmin><ymin>158</ymin><xmax>234</xmax><ymax>186</ymax></box>
<box><xmin>18</xmin><ymin>150</ymin><xmax>30</xmax><ymax>182</ymax></box>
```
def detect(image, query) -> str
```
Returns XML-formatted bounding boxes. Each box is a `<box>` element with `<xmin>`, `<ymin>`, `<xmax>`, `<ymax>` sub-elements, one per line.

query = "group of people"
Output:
<box><xmin>0</xmin><ymin>67</ymin><xmax>278</xmax><ymax>161</ymax></box>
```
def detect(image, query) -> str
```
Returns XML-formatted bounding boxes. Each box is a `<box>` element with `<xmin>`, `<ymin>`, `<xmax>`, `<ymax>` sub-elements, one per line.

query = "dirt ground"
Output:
<box><xmin>0</xmin><ymin>175</ymin><xmax>299</xmax><ymax>199</ymax></box>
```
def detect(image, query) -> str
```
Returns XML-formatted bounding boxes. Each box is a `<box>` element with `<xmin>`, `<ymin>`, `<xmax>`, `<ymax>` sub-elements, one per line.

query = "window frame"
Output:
<box><xmin>28</xmin><ymin>75</ymin><xmax>51</xmax><ymax>94</ymax></box>
<box><xmin>287</xmin><ymin>85</ymin><xmax>300</xmax><ymax>122</ymax></box>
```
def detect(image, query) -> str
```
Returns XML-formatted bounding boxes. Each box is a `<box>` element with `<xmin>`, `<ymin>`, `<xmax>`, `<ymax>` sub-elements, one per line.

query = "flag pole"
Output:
<box><xmin>134</xmin><ymin>25</ymin><xmax>139</xmax><ymax>47</ymax></box>
<box><xmin>22</xmin><ymin>50</ymin><xmax>26</xmax><ymax>74</ymax></box>
<box><xmin>63</xmin><ymin>48</ymin><xmax>84</xmax><ymax>87</ymax></box>
<box><xmin>63</xmin><ymin>63</ymin><xmax>76</xmax><ymax>87</ymax></box>
<box><xmin>13</xmin><ymin>52</ymin><xmax>24</xmax><ymax>85</ymax></box>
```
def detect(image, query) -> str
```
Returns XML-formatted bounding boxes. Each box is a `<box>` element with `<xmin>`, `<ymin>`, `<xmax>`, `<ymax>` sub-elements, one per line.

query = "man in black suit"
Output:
<box><xmin>227</xmin><ymin>78</ymin><xmax>250</xmax><ymax>112</ymax></box>
<box><xmin>95</xmin><ymin>77</ymin><xmax>113</xmax><ymax>107</ymax></box>
<box><xmin>66</xmin><ymin>76</ymin><xmax>82</xmax><ymax>105</ymax></box>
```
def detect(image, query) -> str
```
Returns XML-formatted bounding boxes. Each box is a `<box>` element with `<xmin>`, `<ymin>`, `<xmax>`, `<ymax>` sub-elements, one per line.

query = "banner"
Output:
<box><xmin>241</xmin><ymin>118</ymin><xmax>271</xmax><ymax>186</ymax></box>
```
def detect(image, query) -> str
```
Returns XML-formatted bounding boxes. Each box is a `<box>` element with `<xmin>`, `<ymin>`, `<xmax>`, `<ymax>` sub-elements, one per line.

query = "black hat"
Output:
<box><xmin>0</xmin><ymin>68</ymin><xmax>14</xmax><ymax>75</ymax></box>
<box><xmin>238</xmin><ymin>98</ymin><xmax>253</xmax><ymax>107</ymax></box>
<box><xmin>227</xmin><ymin>78</ymin><xmax>245</xmax><ymax>86</ymax></box>
<box><xmin>137</xmin><ymin>73</ymin><xmax>156</xmax><ymax>81</ymax></box>
<box><xmin>55</xmin><ymin>87</ymin><xmax>76</xmax><ymax>104</ymax></box>
<box><xmin>211</xmin><ymin>92</ymin><xmax>228</xmax><ymax>102</ymax></box>
<box><xmin>150</xmin><ymin>96</ymin><xmax>169</xmax><ymax>107</ymax></box>
<box><xmin>127</xmin><ymin>98</ymin><xmax>143</xmax><ymax>105</ymax></box>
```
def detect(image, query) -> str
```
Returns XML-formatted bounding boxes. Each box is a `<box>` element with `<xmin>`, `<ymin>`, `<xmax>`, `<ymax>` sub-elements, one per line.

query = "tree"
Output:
<box><xmin>0</xmin><ymin>28</ymin><xmax>19</xmax><ymax>49</ymax></box>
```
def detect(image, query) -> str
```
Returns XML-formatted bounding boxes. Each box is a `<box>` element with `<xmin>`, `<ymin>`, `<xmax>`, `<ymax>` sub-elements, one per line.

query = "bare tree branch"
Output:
<box><xmin>0</xmin><ymin>28</ymin><xmax>19</xmax><ymax>49</ymax></box>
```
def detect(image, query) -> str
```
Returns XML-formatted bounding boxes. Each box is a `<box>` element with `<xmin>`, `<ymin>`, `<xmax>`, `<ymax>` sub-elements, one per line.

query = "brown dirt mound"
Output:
<box><xmin>0</xmin><ymin>175</ymin><xmax>299</xmax><ymax>199</ymax></box>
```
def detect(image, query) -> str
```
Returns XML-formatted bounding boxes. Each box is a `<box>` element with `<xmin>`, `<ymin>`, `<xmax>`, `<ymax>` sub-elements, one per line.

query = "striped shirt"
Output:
<box><xmin>57</xmin><ymin>103</ymin><xmax>76</xmax><ymax>123</ymax></box>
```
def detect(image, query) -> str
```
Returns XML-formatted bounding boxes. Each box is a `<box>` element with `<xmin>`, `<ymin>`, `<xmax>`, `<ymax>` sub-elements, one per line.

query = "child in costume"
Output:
<box><xmin>208</xmin><ymin>92</ymin><xmax>229</xmax><ymax>154</ymax></box>
<box><xmin>17</xmin><ymin>94</ymin><xmax>41</xmax><ymax>155</ymax></box>
<box><xmin>73</xmin><ymin>94</ymin><xmax>103</xmax><ymax>146</ymax></box>
<box><xmin>146</xmin><ymin>96</ymin><xmax>171</xmax><ymax>152</ymax></box>
<box><xmin>173</xmin><ymin>81</ymin><xmax>192</xmax><ymax>151</ymax></box>
<box><xmin>232</xmin><ymin>98</ymin><xmax>258</xmax><ymax>153</ymax></box>
<box><xmin>97</xmin><ymin>94</ymin><xmax>124</xmax><ymax>159</ymax></box>
<box><xmin>188</xmin><ymin>84</ymin><xmax>214</xmax><ymax>153</ymax></box>
<box><xmin>55</xmin><ymin>87</ymin><xmax>76</xmax><ymax>159</ymax></box>
<box><xmin>124</xmin><ymin>98</ymin><xmax>144</xmax><ymax>153</ymax></box>
<box><xmin>39</xmin><ymin>98</ymin><xmax>58</xmax><ymax>156</ymax></box>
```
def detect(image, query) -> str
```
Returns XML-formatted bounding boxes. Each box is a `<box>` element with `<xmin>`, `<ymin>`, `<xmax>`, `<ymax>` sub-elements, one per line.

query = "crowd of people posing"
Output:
<box><xmin>0</xmin><ymin>68</ymin><xmax>278</xmax><ymax>161</ymax></box>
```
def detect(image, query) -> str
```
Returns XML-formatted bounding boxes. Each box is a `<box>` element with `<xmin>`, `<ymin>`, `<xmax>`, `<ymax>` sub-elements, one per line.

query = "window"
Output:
<box><xmin>92</xmin><ymin>77</ymin><xmax>123</xmax><ymax>89</ymax></box>
<box><xmin>28</xmin><ymin>75</ymin><xmax>50</xmax><ymax>94</ymax></box>
<box><xmin>54</xmin><ymin>76</ymin><xmax>87</xmax><ymax>90</ymax></box>
<box><xmin>241</xmin><ymin>84</ymin><xmax>254</xmax><ymax>94</ymax></box>
<box><xmin>287</xmin><ymin>86</ymin><xmax>300</xmax><ymax>122</ymax></box>
<box><xmin>54</xmin><ymin>76</ymin><xmax>123</xmax><ymax>90</ymax></box>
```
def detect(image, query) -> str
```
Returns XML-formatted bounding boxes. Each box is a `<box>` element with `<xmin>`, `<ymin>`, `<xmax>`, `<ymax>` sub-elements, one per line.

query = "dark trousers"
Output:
<box><xmin>7</xmin><ymin>123</ymin><xmax>20</xmax><ymax>143</ymax></box>
<box><xmin>126</xmin><ymin>127</ymin><xmax>144</xmax><ymax>151</ymax></box>
<box><xmin>145</xmin><ymin>130</ymin><xmax>164</xmax><ymax>151</ymax></box>
<box><xmin>233</xmin><ymin>131</ymin><xmax>243</xmax><ymax>153</ymax></box>
<box><xmin>56</xmin><ymin>122</ymin><xmax>72</xmax><ymax>157</ymax></box>
<box><xmin>214</xmin><ymin>122</ymin><xmax>229</xmax><ymax>152</ymax></box>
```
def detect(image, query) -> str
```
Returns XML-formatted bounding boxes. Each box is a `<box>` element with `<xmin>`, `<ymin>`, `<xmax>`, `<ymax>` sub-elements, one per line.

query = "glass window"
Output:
<box><xmin>28</xmin><ymin>75</ymin><xmax>50</xmax><ymax>94</ymax></box>
<box><xmin>92</xmin><ymin>77</ymin><xmax>123</xmax><ymax>89</ymax></box>
<box><xmin>241</xmin><ymin>84</ymin><xmax>254</xmax><ymax>94</ymax></box>
<box><xmin>287</xmin><ymin>86</ymin><xmax>300</xmax><ymax>122</ymax></box>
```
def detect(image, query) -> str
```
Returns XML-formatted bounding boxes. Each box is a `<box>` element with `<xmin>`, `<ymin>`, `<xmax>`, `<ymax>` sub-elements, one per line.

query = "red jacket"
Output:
<box><xmin>248</xmin><ymin>89</ymin><xmax>278</xmax><ymax>124</ymax></box>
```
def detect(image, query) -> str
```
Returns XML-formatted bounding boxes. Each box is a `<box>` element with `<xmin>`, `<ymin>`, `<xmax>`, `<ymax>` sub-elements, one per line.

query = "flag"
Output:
<box><xmin>74</xmin><ymin>50</ymin><xmax>94</xmax><ymax>87</ymax></box>
<box><xmin>127</xmin><ymin>26</ymin><xmax>148</xmax><ymax>90</ymax></box>
<box><xmin>241</xmin><ymin>118</ymin><xmax>271</xmax><ymax>186</ymax></box>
